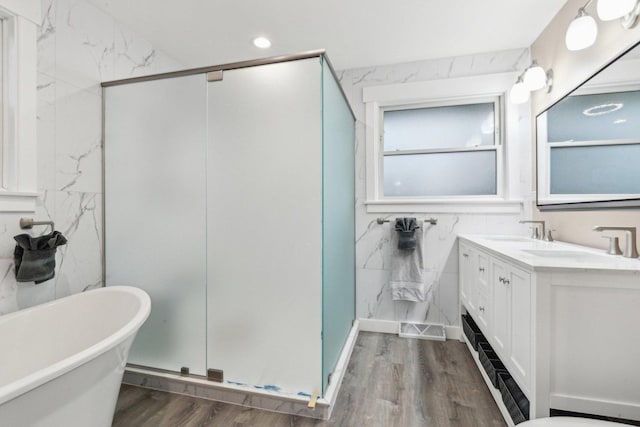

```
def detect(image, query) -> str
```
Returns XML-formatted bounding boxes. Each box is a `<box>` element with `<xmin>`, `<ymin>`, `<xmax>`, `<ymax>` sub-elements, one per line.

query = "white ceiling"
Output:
<box><xmin>88</xmin><ymin>0</ymin><xmax>568</xmax><ymax>70</ymax></box>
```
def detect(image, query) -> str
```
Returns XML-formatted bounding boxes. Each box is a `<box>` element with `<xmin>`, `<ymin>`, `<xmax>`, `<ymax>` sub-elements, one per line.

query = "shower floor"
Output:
<box><xmin>113</xmin><ymin>332</ymin><xmax>505</xmax><ymax>426</ymax></box>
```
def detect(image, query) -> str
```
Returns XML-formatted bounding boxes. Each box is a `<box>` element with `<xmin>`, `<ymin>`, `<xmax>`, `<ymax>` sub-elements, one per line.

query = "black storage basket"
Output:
<box><xmin>497</xmin><ymin>372</ymin><xmax>530</xmax><ymax>425</ymax></box>
<box><xmin>461</xmin><ymin>314</ymin><xmax>486</xmax><ymax>351</ymax></box>
<box><xmin>478</xmin><ymin>342</ymin><xmax>508</xmax><ymax>388</ymax></box>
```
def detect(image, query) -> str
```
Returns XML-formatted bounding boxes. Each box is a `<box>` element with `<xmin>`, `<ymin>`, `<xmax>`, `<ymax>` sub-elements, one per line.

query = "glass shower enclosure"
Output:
<box><xmin>103</xmin><ymin>51</ymin><xmax>355</xmax><ymax>397</ymax></box>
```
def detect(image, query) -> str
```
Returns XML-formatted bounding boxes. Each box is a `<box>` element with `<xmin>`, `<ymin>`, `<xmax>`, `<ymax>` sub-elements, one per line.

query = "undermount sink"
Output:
<box><xmin>482</xmin><ymin>236</ymin><xmax>531</xmax><ymax>242</ymax></box>
<box><xmin>520</xmin><ymin>249</ymin><xmax>606</xmax><ymax>259</ymax></box>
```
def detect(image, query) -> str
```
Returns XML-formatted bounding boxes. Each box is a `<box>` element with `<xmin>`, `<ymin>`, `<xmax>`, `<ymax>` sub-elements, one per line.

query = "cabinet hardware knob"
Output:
<box><xmin>499</xmin><ymin>277</ymin><xmax>504</xmax><ymax>283</ymax></box>
<box><xmin>479</xmin><ymin>267</ymin><xmax>485</xmax><ymax>272</ymax></box>
<box><xmin>463</xmin><ymin>253</ymin><xmax>469</xmax><ymax>257</ymax></box>
<box><xmin>479</xmin><ymin>306</ymin><xmax>485</xmax><ymax>312</ymax></box>
<box><xmin>504</xmin><ymin>279</ymin><xmax>510</xmax><ymax>285</ymax></box>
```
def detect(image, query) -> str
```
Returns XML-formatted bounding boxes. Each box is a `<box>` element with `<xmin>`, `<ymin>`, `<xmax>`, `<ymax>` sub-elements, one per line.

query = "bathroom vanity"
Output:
<box><xmin>458</xmin><ymin>235</ymin><xmax>640</xmax><ymax>425</ymax></box>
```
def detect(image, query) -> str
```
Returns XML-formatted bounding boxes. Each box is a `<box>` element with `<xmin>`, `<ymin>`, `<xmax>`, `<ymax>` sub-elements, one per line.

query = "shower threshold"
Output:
<box><xmin>122</xmin><ymin>321</ymin><xmax>359</xmax><ymax>420</ymax></box>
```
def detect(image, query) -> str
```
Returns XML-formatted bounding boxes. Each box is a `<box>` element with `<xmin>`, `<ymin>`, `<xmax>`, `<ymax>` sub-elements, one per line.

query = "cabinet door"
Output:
<box><xmin>477</xmin><ymin>251</ymin><xmax>490</xmax><ymax>295</ymax></box>
<box><xmin>509</xmin><ymin>266</ymin><xmax>531</xmax><ymax>387</ymax></box>
<box><xmin>459</xmin><ymin>244</ymin><xmax>477</xmax><ymax>313</ymax></box>
<box><xmin>491</xmin><ymin>259</ymin><xmax>510</xmax><ymax>356</ymax></box>
<box><xmin>475</xmin><ymin>250</ymin><xmax>491</xmax><ymax>333</ymax></box>
<box><xmin>476</xmin><ymin>290</ymin><xmax>490</xmax><ymax>332</ymax></box>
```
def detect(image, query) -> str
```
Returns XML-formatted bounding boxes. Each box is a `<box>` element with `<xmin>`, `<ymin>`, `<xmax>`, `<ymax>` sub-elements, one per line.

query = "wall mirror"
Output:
<box><xmin>536</xmin><ymin>42</ymin><xmax>640</xmax><ymax>210</ymax></box>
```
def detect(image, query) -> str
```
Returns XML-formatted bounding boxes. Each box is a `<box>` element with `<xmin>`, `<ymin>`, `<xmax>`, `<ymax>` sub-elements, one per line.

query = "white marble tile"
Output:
<box><xmin>55</xmin><ymin>0</ymin><xmax>115</xmax><ymax>93</ymax></box>
<box><xmin>114</xmin><ymin>24</ymin><xmax>158</xmax><ymax>80</ymax></box>
<box><xmin>0</xmin><ymin>258</ymin><xmax>17</xmax><ymax>315</ymax></box>
<box><xmin>355</xmin><ymin>218</ymin><xmax>391</xmax><ymax>270</ymax></box>
<box><xmin>55</xmin><ymin>81</ymin><xmax>102</xmax><ymax>193</ymax></box>
<box><xmin>38</xmin><ymin>0</ymin><xmax>56</xmax><ymax>78</ymax></box>
<box><xmin>38</xmin><ymin>73</ymin><xmax>56</xmax><ymax>191</ymax></box>
<box><xmin>356</xmin><ymin>268</ymin><xmax>392</xmax><ymax>320</ymax></box>
<box><xmin>54</xmin><ymin>191</ymin><xmax>102</xmax><ymax>298</ymax></box>
<box><xmin>438</xmin><ymin>272</ymin><xmax>460</xmax><ymax>326</ymax></box>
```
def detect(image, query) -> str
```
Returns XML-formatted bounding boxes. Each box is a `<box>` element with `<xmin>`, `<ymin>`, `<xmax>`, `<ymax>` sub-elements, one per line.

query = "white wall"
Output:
<box><xmin>338</xmin><ymin>49</ymin><xmax>532</xmax><ymax>327</ymax></box>
<box><xmin>0</xmin><ymin>0</ymin><xmax>181</xmax><ymax>314</ymax></box>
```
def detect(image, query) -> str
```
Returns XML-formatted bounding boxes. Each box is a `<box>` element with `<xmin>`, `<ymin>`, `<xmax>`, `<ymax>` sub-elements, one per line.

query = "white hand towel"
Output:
<box><xmin>390</xmin><ymin>228</ymin><xmax>427</xmax><ymax>302</ymax></box>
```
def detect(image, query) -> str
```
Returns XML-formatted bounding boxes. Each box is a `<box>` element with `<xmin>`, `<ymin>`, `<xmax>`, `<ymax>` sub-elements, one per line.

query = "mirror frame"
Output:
<box><xmin>535</xmin><ymin>41</ymin><xmax>640</xmax><ymax>211</ymax></box>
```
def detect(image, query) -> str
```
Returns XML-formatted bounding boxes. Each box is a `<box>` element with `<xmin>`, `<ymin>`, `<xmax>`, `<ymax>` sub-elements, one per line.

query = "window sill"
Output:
<box><xmin>0</xmin><ymin>191</ymin><xmax>38</xmax><ymax>212</ymax></box>
<box><xmin>365</xmin><ymin>199</ymin><xmax>523</xmax><ymax>214</ymax></box>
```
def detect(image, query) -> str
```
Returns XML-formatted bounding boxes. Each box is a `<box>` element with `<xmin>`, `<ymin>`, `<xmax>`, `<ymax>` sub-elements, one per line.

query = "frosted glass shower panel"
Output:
<box><xmin>104</xmin><ymin>75</ymin><xmax>208</xmax><ymax>375</ymax></box>
<box><xmin>383</xmin><ymin>150</ymin><xmax>497</xmax><ymax>197</ymax></box>
<box><xmin>550</xmin><ymin>144</ymin><xmax>640</xmax><ymax>194</ymax></box>
<box><xmin>206</xmin><ymin>58</ymin><xmax>323</xmax><ymax>394</ymax></box>
<box><xmin>321</xmin><ymin>59</ymin><xmax>355</xmax><ymax>394</ymax></box>
<box><xmin>383</xmin><ymin>103</ymin><xmax>495</xmax><ymax>151</ymax></box>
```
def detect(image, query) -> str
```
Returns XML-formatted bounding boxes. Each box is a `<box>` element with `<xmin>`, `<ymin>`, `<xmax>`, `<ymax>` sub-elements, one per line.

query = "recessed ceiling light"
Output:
<box><xmin>253</xmin><ymin>37</ymin><xmax>271</xmax><ymax>49</ymax></box>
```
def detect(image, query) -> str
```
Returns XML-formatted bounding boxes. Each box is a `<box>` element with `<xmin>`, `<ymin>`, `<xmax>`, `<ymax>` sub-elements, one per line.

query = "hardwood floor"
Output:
<box><xmin>113</xmin><ymin>332</ymin><xmax>506</xmax><ymax>427</ymax></box>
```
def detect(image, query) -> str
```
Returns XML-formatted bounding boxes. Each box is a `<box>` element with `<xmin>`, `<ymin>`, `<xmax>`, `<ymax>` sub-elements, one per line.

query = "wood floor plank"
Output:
<box><xmin>113</xmin><ymin>332</ymin><xmax>506</xmax><ymax>427</ymax></box>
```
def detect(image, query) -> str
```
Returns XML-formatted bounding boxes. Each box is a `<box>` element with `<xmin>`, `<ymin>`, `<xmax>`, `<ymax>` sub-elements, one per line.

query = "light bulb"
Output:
<box><xmin>597</xmin><ymin>0</ymin><xmax>637</xmax><ymax>20</ymax></box>
<box><xmin>565</xmin><ymin>13</ymin><xmax>598</xmax><ymax>51</ymax></box>
<box><xmin>509</xmin><ymin>79</ymin><xmax>530</xmax><ymax>104</ymax></box>
<box><xmin>253</xmin><ymin>37</ymin><xmax>271</xmax><ymax>49</ymax></box>
<box><xmin>523</xmin><ymin>64</ymin><xmax>547</xmax><ymax>91</ymax></box>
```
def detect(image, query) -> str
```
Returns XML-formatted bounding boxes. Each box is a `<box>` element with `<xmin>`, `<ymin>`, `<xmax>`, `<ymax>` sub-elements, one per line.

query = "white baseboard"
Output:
<box><xmin>358</xmin><ymin>318</ymin><xmax>461</xmax><ymax>340</ymax></box>
<box><xmin>358</xmin><ymin>318</ymin><xmax>398</xmax><ymax>334</ymax></box>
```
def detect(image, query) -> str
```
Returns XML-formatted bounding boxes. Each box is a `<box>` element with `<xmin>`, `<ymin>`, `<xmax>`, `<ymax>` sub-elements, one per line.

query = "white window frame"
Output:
<box><xmin>536</xmin><ymin>83</ymin><xmax>640</xmax><ymax>206</ymax></box>
<box><xmin>0</xmin><ymin>1</ymin><xmax>40</xmax><ymax>212</ymax></box>
<box><xmin>364</xmin><ymin>73</ymin><xmax>524</xmax><ymax>214</ymax></box>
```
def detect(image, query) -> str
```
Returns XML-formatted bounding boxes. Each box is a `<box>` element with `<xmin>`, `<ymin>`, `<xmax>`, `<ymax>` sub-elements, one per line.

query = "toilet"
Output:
<box><xmin>520</xmin><ymin>417</ymin><xmax>627</xmax><ymax>426</ymax></box>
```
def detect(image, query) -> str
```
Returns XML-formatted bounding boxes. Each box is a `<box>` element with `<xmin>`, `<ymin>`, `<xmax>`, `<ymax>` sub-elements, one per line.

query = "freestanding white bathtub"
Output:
<box><xmin>0</xmin><ymin>286</ymin><xmax>151</xmax><ymax>427</ymax></box>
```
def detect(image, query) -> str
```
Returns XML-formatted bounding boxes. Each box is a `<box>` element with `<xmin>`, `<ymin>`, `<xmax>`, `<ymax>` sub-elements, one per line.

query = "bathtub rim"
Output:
<box><xmin>0</xmin><ymin>285</ymin><xmax>151</xmax><ymax>406</ymax></box>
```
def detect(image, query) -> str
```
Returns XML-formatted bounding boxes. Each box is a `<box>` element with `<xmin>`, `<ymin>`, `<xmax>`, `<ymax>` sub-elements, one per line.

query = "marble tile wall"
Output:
<box><xmin>338</xmin><ymin>50</ymin><xmax>533</xmax><ymax>327</ymax></box>
<box><xmin>0</xmin><ymin>0</ymin><xmax>182</xmax><ymax>314</ymax></box>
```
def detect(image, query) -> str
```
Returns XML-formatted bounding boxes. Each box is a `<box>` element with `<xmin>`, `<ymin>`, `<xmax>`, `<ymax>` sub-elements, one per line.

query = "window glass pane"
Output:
<box><xmin>383</xmin><ymin>150</ymin><xmax>496</xmax><ymax>197</ymax></box>
<box><xmin>383</xmin><ymin>103</ymin><xmax>495</xmax><ymax>151</ymax></box>
<box><xmin>550</xmin><ymin>144</ymin><xmax>640</xmax><ymax>194</ymax></box>
<box><xmin>546</xmin><ymin>90</ymin><xmax>640</xmax><ymax>143</ymax></box>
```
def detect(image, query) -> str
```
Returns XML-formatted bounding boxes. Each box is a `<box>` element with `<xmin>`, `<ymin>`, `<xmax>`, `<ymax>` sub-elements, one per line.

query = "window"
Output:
<box><xmin>362</xmin><ymin>72</ymin><xmax>524</xmax><ymax>214</ymax></box>
<box><xmin>0</xmin><ymin>2</ymin><xmax>40</xmax><ymax>211</ymax></box>
<box><xmin>381</xmin><ymin>99</ymin><xmax>501</xmax><ymax>198</ymax></box>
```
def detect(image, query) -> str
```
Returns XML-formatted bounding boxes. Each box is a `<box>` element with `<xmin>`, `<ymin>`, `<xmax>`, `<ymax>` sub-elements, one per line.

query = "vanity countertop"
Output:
<box><xmin>459</xmin><ymin>234</ymin><xmax>640</xmax><ymax>272</ymax></box>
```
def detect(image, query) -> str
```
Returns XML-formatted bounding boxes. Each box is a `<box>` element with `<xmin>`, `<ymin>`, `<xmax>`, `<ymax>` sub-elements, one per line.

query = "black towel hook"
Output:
<box><xmin>19</xmin><ymin>217</ymin><xmax>55</xmax><ymax>234</ymax></box>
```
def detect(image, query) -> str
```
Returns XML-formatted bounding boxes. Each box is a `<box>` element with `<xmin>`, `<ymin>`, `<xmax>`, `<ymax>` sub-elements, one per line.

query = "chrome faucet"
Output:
<box><xmin>592</xmin><ymin>226</ymin><xmax>639</xmax><ymax>258</ymax></box>
<box><xmin>520</xmin><ymin>220</ymin><xmax>546</xmax><ymax>240</ymax></box>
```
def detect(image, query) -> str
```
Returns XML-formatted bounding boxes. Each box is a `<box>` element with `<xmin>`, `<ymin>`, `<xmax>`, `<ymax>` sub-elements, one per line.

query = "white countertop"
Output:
<box><xmin>459</xmin><ymin>234</ymin><xmax>640</xmax><ymax>272</ymax></box>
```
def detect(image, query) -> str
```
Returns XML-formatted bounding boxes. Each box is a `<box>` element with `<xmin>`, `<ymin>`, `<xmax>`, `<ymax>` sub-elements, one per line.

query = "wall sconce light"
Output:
<box><xmin>597</xmin><ymin>0</ymin><xmax>639</xmax><ymax>24</ymax></box>
<box><xmin>566</xmin><ymin>0</ymin><xmax>640</xmax><ymax>52</ymax></box>
<box><xmin>566</xmin><ymin>2</ymin><xmax>598</xmax><ymax>51</ymax></box>
<box><xmin>509</xmin><ymin>61</ymin><xmax>553</xmax><ymax>104</ymax></box>
<box><xmin>509</xmin><ymin>76</ymin><xmax>530</xmax><ymax>104</ymax></box>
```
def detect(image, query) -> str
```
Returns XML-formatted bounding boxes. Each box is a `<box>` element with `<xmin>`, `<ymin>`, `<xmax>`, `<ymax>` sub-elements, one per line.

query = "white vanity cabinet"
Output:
<box><xmin>459</xmin><ymin>242</ymin><xmax>532</xmax><ymax>393</ymax></box>
<box><xmin>458</xmin><ymin>235</ymin><xmax>640</xmax><ymax>426</ymax></box>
